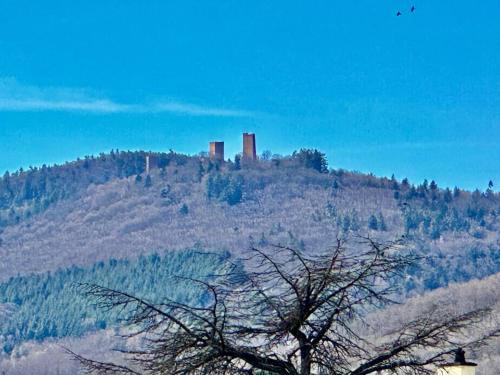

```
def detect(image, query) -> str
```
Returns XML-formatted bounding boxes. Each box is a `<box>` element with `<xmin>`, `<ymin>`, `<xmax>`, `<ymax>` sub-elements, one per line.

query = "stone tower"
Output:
<box><xmin>242</xmin><ymin>133</ymin><xmax>256</xmax><ymax>161</ymax></box>
<box><xmin>209</xmin><ymin>141</ymin><xmax>225</xmax><ymax>161</ymax></box>
<box><xmin>146</xmin><ymin>155</ymin><xmax>151</xmax><ymax>174</ymax></box>
<box><xmin>145</xmin><ymin>154</ymin><xmax>157</xmax><ymax>174</ymax></box>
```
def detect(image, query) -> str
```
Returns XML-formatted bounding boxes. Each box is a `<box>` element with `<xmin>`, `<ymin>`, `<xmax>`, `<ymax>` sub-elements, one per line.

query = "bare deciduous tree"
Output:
<box><xmin>70</xmin><ymin>238</ymin><xmax>499</xmax><ymax>374</ymax></box>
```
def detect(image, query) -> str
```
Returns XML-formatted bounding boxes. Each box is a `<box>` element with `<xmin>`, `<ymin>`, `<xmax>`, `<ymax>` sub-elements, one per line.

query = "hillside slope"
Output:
<box><xmin>0</xmin><ymin>149</ymin><xmax>499</xmax><ymax>373</ymax></box>
<box><xmin>0</xmin><ymin>150</ymin><xmax>498</xmax><ymax>292</ymax></box>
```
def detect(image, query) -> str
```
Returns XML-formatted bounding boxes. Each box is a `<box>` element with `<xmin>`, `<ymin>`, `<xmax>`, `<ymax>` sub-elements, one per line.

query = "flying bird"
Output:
<box><xmin>411</xmin><ymin>6</ymin><xmax>415</xmax><ymax>12</ymax></box>
<box><xmin>397</xmin><ymin>11</ymin><xmax>402</xmax><ymax>16</ymax></box>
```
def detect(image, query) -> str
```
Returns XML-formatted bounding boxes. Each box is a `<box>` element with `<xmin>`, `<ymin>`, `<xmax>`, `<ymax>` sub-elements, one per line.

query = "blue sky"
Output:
<box><xmin>0</xmin><ymin>1</ymin><xmax>498</xmax><ymax>191</ymax></box>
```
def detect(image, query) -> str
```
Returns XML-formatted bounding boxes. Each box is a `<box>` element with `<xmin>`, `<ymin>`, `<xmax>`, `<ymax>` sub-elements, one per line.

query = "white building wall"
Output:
<box><xmin>436</xmin><ymin>366</ymin><xmax>476</xmax><ymax>375</ymax></box>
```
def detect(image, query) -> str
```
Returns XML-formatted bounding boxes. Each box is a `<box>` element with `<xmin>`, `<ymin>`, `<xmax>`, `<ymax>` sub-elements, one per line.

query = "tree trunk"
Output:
<box><xmin>300</xmin><ymin>342</ymin><xmax>312</xmax><ymax>375</ymax></box>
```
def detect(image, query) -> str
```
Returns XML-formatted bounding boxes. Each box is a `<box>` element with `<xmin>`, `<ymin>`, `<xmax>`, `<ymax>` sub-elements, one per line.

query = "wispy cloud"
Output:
<box><xmin>0</xmin><ymin>78</ymin><xmax>254</xmax><ymax>117</ymax></box>
<box><xmin>153</xmin><ymin>102</ymin><xmax>253</xmax><ymax>117</ymax></box>
<box><xmin>0</xmin><ymin>98</ymin><xmax>136</xmax><ymax>113</ymax></box>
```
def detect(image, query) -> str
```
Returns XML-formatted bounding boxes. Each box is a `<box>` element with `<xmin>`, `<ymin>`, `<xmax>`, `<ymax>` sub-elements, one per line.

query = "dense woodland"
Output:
<box><xmin>0</xmin><ymin>243</ymin><xmax>498</xmax><ymax>356</ymax></box>
<box><xmin>0</xmin><ymin>250</ymin><xmax>227</xmax><ymax>354</ymax></box>
<box><xmin>0</xmin><ymin>149</ymin><xmax>498</xmax><ymax>282</ymax></box>
<box><xmin>0</xmin><ymin>149</ymin><xmax>497</xmax><ymax>237</ymax></box>
<box><xmin>0</xmin><ymin>150</ymin><xmax>178</xmax><ymax>227</ymax></box>
<box><xmin>0</xmin><ymin>149</ymin><xmax>499</xmax><ymax>373</ymax></box>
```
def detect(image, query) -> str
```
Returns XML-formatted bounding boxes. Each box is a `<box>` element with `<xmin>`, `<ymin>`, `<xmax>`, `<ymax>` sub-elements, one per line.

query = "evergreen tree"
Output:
<box><xmin>391</xmin><ymin>174</ymin><xmax>399</xmax><ymax>190</ymax></box>
<box><xmin>234</xmin><ymin>155</ymin><xmax>241</xmax><ymax>170</ymax></box>
<box><xmin>206</xmin><ymin>174</ymin><xmax>243</xmax><ymax>205</ymax></box>
<box><xmin>221</xmin><ymin>176</ymin><xmax>243</xmax><ymax>206</ymax></box>
<box><xmin>292</xmin><ymin>149</ymin><xmax>328</xmax><ymax>173</ymax></box>
<box><xmin>350</xmin><ymin>211</ymin><xmax>360</xmax><ymax>231</ymax></box>
<box><xmin>430</xmin><ymin>224</ymin><xmax>441</xmax><ymax>240</ymax></box>
<box><xmin>368</xmin><ymin>215</ymin><xmax>378</xmax><ymax>230</ymax></box>
<box><xmin>443</xmin><ymin>188</ymin><xmax>452</xmax><ymax>203</ymax></box>
<box><xmin>407</xmin><ymin>186</ymin><xmax>418</xmax><ymax>199</ymax></box>
<box><xmin>341</xmin><ymin>216</ymin><xmax>350</xmax><ymax>232</ymax></box>
<box><xmin>196</xmin><ymin>162</ymin><xmax>204</xmax><ymax>182</ymax></box>
<box><xmin>179</xmin><ymin>204</ymin><xmax>189</xmax><ymax>215</ymax></box>
<box><xmin>416</xmin><ymin>180</ymin><xmax>428</xmax><ymax>198</ymax></box>
<box><xmin>378</xmin><ymin>213</ymin><xmax>387</xmax><ymax>231</ymax></box>
<box><xmin>486</xmin><ymin>180</ymin><xmax>495</xmax><ymax>199</ymax></box>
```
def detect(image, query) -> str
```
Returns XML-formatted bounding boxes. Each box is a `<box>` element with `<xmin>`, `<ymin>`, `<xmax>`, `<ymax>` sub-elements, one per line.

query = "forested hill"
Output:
<box><xmin>0</xmin><ymin>148</ymin><xmax>499</xmax><ymax>372</ymax></box>
<box><xmin>0</xmin><ymin>150</ymin><xmax>173</xmax><ymax>227</ymax></box>
<box><xmin>0</xmin><ymin>149</ymin><xmax>498</xmax><ymax>291</ymax></box>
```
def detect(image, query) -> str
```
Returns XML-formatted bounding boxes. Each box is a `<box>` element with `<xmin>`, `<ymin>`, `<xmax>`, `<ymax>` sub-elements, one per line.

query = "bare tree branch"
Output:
<box><xmin>70</xmin><ymin>239</ymin><xmax>499</xmax><ymax>375</ymax></box>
